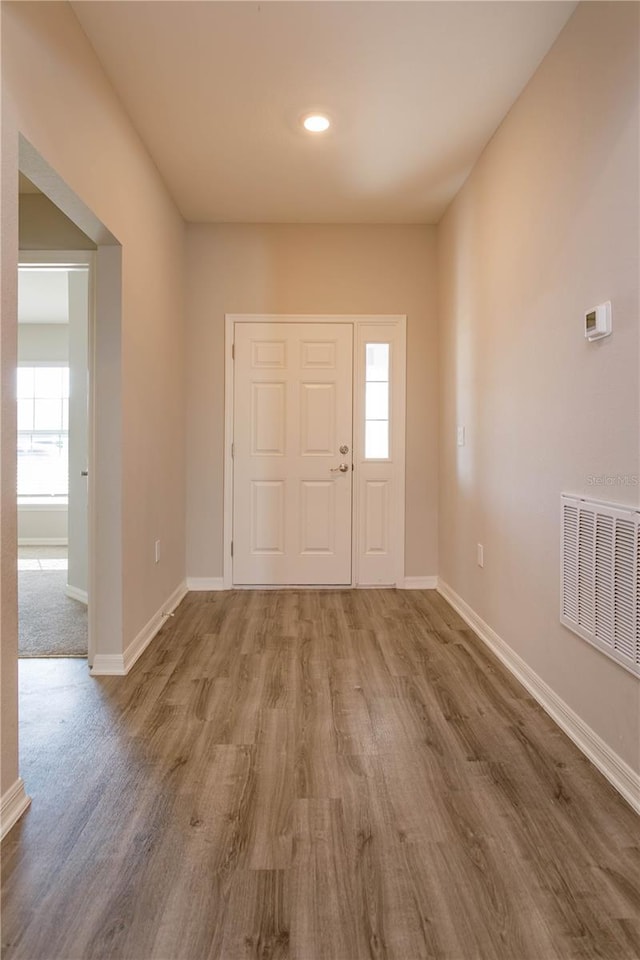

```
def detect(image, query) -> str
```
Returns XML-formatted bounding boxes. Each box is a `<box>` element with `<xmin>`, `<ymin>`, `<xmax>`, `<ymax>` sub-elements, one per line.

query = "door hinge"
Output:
<box><xmin>231</xmin><ymin>541</ymin><xmax>233</xmax><ymax>557</ymax></box>
<box><xmin>231</xmin><ymin>343</ymin><xmax>235</xmax><ymax>360</ymax></box>
<box><xmin>231</xmin><ymin>442</ymin><xmax>234</xmax><ymax>458</ymax></box>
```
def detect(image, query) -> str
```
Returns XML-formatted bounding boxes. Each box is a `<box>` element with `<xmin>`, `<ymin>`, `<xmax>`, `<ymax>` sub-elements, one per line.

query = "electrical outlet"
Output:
<box><xmin>155</xmin><ymin>539</ymin><xmax>161</xmax><ymax>564</ymax></box>
<box><xmin>457</xmin><ymin>426</ymin><xmax>465</xmax><ymax>447</ymax></box>
<box><xmin>477</xmin><ymin>543</ymin><xmax>484</xmax><ymax>568</ymax></box>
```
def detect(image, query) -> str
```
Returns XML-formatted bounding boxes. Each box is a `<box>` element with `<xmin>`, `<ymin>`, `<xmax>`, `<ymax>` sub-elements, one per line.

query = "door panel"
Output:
<box><xmin>301</xmin><ymin>339</ymin><xmax>336</xmax><ymax>368</ymax></box>
<box><xmin>300</xmin><ymin>481</ymin><xmax>335</xmax><ymax>554</ymax></box>
<box><xmin>251</xmin><ymin>382</ymin><xmax>285</xmax><ymax>455</ymax></box>
<box><xmin>364</xmin><ymin>480</ymin><xmax>389</xmax><ymax>555</ymax></box>
<box><xmin>251</xmin><ymin>481</ymin><xmax>285</xmax><ymax>554</ymax></box>
<box><xmin>233</xmin><ymin>322</ymin><xmax>353</xmax><ymax>585</ymax></box>
<box><xmin>300</xmin><ymin>382</ymin><xmax>335</xmax><ymax>455</ymax></box>
<box><xmin>251</xmin><ymin>340</ymin><xmax>286</xmax><ymax>368</ymax></box>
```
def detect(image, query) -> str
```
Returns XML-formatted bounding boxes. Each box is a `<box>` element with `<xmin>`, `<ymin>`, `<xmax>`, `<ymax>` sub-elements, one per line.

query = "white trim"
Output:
<box><xmin>0</xmin><ymin>778</ymin><xmax>31</xmax><ymax>840</ymax></box>
<box><xmin>186</xmin><ymin>577</ymin><xmax>225</xmax><ymax>591</ymax></box>
<box><xmin>224</xmin><ymin>314</ymin><xmax>407</xmax><ymax>590</ymax></box>
<box><xmin>397</xmin><ymin>576</ymin><xmax>438</xmax><ymax>590</ymax></box>
<box><xmin>87</xmin><ymin>654</ymin><xmax>124</xmax><ymax>676</ymax></box>
<box><xmin>228</xmin><ymin>313</ymin><xmax>405</xmax><ymax>325</ymax></box>
<box><xmin>18</xmin><ymin>503</ymin><xmax>68</xmax><ymax>512</ymax></box>
<box><xmin>65</xmin><ymin>584</ymin><xmax>88</xmax><ymax>605</ymax></box>
<box><xmin>90</xmin><ymin>580</ymin><xmax>187</xmax><ymax>676</ymax></box>
<box><xmin>18</xmin><ymin>537</ymin><xmax>67</xmax><ymax>546</ymax></box>
<box><xmin>437</xmin><ymin>579</ymin><xmax>640</xmax><ymax>815</ymax></box>
<box><xmin>85</xmin><ymin>253</ymin><xmax>97</xmax><ymax>668</ymax></box>
<box><xmin>561</xmin><ymin>491</ymin><xmax>640</xmax><ymax>515</ymax></box>
<box><xmin>223</xmin><ymin>314</ymin><xmax>234</xmax><ymax>590</ymax></box>
<box><xmin>19</xmin><ymin>139</ymin><xmax>118</xmax><ymax>247</ymax></box>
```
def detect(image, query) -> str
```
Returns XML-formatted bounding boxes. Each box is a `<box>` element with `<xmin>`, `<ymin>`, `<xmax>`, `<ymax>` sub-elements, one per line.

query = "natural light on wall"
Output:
<box><xmin>365</xmin><ymin>343</ymin><xmax>390</xmax><ymax>459</ymax></box>
<box><xmin>17</xmin><ymin>366</ymin><xmax>69</xmax><ymax>499</ymax></box>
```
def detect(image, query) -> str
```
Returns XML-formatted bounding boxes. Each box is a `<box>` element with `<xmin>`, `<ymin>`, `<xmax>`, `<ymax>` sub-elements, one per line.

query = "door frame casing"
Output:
<box><xmin>223</xmin><ymin>314</ymin><xmax>406</xmax><ymax>589</ymax></box>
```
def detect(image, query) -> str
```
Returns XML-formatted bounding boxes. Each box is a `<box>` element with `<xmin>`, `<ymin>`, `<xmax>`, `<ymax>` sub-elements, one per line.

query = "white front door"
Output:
<box><xmin>233</xmin><ymin>322</ymin><xmax>353</xmax><ymax>585</ymax></box>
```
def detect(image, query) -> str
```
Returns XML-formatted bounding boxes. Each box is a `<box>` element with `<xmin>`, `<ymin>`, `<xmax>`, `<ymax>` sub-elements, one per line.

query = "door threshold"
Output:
<box><xmin>232</xmin><ymin>583</ymin><xmax>353</xmax><ymax>590</ymax></box>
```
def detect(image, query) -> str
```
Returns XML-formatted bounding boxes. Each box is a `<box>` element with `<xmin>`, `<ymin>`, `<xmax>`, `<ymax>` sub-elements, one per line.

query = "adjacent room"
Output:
<box><xmin>17</xmin><ymin>251</ymin><xmax>90</xmax><ymax>660</ymax></box>
<box><xmin>0</xmin><ymin>2</ymin><xmax>638</xmax><ymax>959</ymax></box>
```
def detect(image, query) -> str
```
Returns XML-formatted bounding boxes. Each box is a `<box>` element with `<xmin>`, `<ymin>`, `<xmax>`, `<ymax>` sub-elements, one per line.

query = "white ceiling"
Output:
<box><xmin>71</xmin><ymin>1</ymin><xmax>577</xmax><ymax>224</ymax></box>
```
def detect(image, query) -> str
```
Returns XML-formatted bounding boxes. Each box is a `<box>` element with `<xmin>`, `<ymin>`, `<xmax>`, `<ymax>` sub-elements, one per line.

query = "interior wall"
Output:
<box><xmin>17</xmin><ymin>323</ymin><xmax>68</xmax><ymax>363</ymax></box>
<box><xmin>18</xmin><ymin>509</ymin><xmax>66</xmax><ymax>544</ymax></box>
<box><xmin>437</xmin><ymin>1</ymin><xmax>639</xmax><ymax>771</ymax></box>
<box><xmin>1</xmin><ymin>2</ymin><xmax>186</xmax><ymax>795</ymax></box>
<box><xmin>19</xmin><ymin>194</ymin><xmax>96</xmax><ymax>251</ymax></box>
<box><xmin>3</xmin><ymin>0</ymin><xmax>186</xmax><ymax>641</ymax></box>
<box><xmin>185</xmin><ymin>223</ymin><xmax>438</xmax><ymax>582</ymax></box>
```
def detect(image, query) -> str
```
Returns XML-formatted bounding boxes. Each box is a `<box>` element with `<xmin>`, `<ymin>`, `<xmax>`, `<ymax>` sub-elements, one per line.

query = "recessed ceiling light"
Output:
<box><xmin>303</xmin><ymin>114</ymin><xmax>330</xmax><ymax>133</ymax></box>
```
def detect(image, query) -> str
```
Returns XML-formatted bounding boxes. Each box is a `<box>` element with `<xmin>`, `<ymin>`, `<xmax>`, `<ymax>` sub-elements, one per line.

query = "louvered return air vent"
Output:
<box><xmin>561</xmin><ymin>494</ymin><xmax>639</xmax><ymax>677</ymax></box>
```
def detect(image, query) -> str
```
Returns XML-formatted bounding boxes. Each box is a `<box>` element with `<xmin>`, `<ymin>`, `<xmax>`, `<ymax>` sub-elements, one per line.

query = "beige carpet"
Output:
<box><xmin>19</xmin><ymin>569</ymin><xmax>87</xmax><ymax>657</ymax></box>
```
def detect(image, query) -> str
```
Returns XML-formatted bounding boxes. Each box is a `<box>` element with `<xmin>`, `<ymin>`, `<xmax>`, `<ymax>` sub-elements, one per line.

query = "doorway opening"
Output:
<box><xmin>0</xmin><ymin>139</ymin><xmax>124</xmax><ymax>840</ymax></box>
<box><xmin>17</xmin><ymin>136</ymin><xmax>124</xmax><ymax>676</ymax></box>
<box><xmin>17</xmin><ymin>257</ymin><xmax>92</xmax><ymax>659</ymax></box>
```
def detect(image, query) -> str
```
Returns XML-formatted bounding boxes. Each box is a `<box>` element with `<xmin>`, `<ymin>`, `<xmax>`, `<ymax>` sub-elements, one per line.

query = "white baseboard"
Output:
<box><xmin>437</xmin><ymin>578</ymin><xmax>640</xmax><ymax>815</ymax></box>
<box><xmin>1</xmin><ymin>778</ymin><xmax>31</xmax><ymax>840</ymax></box>
<box><xmin>356</xmin><ymin>583</ymin><xmax>395</xmax><ymax>589</ymax></box>
<box><xmin>89</xmin><ymin>653</ymin><xmax>126</xmax><ymax>676</ymax></box>
<box><xmin>18</xmin><ymin>538</ymin><xmax>68</xmax><ymax>546</ymax></box>
<box><xmin>91</xmin><ymin>580</ymin><xmax>188</xmax><ymax>676</ymax></box>
<box><xmin>397</xmin><ymin>576</ymin><xmax>438</xmax><ymax>590</ymax></box>
<box><xmin>186</xmin><ymin>577</ymin><xmax>225</xmax><ymax>591</ymax></box>
<box><xmin>65</xmin><ymin>584</ymin><xmax>88</xmax><ymax>605</ymax></box>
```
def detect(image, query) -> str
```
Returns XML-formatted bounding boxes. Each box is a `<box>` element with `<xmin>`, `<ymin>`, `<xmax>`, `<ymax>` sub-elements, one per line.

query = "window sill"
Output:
<box><xmin>18</xmin><ymin>499</ymin><xmax>68</xmax><ymax>510</ymax></box>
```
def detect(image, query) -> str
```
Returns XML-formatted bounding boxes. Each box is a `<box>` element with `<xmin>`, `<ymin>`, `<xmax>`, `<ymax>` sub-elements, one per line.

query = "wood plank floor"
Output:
<box><xmin>2</xmin><ymin>589</ymin><xmax>639</xmax><ymax>960</ymax></box>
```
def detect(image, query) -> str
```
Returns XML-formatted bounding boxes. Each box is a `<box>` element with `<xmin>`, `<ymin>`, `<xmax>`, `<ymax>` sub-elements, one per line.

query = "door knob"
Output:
<box><xmin>330</xmin><ymin>463</ymin><xmax>349</xmax><ymax>473</ymax></box>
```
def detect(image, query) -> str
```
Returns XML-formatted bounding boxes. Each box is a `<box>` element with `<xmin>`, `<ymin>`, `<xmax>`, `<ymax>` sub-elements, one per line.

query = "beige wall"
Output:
<box><xmin>18</xmin><ymin>507</ymin><xmax>67</xmax><ymax>544</ymax></box>
<box><xmin>186</xmin><ymin>224</ymin><xmax>438</xmax><ymax>580</ymax></box>
<box><xmin>20</xmin><ymin>194</ymin><xmax>96</xmax><ymax>251</ymax></box>
<box><xmin>1</xmin><ymin>2</ymin><xmax>186</xmax><ymax>795</ymax></box>
<box><xmin>1</xmin><ymin>0</ymin><xmax>636</xmax><ymax>810</ymax></box>
<box><xmin>437</xmin><ymin>2</ymin><xmax>639</xmax><ymax>770</ymax></box>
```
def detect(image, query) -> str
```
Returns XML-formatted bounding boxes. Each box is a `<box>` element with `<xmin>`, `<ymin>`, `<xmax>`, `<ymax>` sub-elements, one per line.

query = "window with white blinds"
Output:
<box><xmin>17</xmin><ymin>365</ymin><xmax>69</xmax><ymax>500</ymax></box>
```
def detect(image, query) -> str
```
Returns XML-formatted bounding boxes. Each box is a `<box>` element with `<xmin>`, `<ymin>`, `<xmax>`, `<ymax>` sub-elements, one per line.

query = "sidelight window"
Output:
<box><xmin>364</xmin><ymin>343</ymin><xmax>390</xmax><ymax>459</ymax></box>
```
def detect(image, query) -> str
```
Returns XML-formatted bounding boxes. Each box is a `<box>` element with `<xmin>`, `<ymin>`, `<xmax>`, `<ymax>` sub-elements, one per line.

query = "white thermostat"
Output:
<box><xmin>585</xmin><ymin>301</ymin><xmax>611</xmax><ymax>341</ymax></box>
